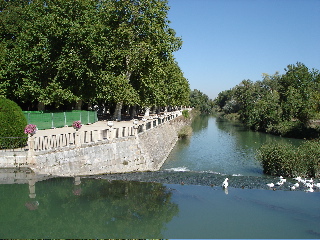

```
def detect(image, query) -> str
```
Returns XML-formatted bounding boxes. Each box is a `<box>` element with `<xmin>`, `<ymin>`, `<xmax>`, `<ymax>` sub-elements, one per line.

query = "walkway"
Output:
<box><xmin>35</xmin><ymin>119</ymin><xmax>139</xmax><ymax>137</ymax></box>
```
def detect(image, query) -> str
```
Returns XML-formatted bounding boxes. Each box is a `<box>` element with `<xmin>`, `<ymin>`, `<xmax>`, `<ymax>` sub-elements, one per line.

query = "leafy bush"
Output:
<box><xmin>0</xmin><ymin>98</ymin><xmax>28</xmax><ymax>149</ymax></box>
<box><xmin>178</xmin><ymin>126</ymin><xmax>193</xmax><ymax>139</ymax></box>
<box><xmin>182</xmin><ymin>110</ymin><xmax>189</xmax><ymax>118</ymax></box>
<box><xmin>257</xmin><ymin>140</ymin><xmax>320</xmax><ymax>177</ymax></box>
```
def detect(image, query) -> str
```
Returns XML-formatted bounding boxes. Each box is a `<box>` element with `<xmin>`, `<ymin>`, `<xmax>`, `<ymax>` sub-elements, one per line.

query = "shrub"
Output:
<box><xmin>178</xmin><ymin>125</ymin><xmax>193</xmax><ymax>139</ymax></box>
<box><xmin>182</xmin><ymin>110</ymin><xmax>189</xmax><ymax>118</ymax></box>
<box><xmin>0</xmin><ymin>98</ymin><xmax>28</xmax><ymax>149</ymax></box>
<box><xmin>257</xmin><ymin>140</ymin><xmax>320</xmax><ymax>177</ymax></box>
<box><xmin>298</xmin><ymin>140</ymin><xmax>320</xmax><ymax>177</ymax></box>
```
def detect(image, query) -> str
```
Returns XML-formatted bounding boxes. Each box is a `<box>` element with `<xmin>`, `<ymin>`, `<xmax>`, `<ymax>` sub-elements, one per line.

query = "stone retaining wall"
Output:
<box><xmin>0</xmin><ymin>115</ymin><xmax>189</xmax><ymax>176</ymax></box>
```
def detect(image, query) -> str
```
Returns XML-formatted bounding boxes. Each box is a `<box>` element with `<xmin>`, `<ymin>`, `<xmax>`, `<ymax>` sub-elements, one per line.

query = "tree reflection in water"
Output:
<box><xmin>0</xmin><ymin>177</ymin><xmax>179</xmax><ymax>238</ymax></box>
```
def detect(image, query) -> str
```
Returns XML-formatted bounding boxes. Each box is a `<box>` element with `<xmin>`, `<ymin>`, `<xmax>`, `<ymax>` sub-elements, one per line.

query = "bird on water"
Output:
<box><xmin>222</xmin><ymin>178</ymin><xmax>229</xmax><ymax>189</ymax></box>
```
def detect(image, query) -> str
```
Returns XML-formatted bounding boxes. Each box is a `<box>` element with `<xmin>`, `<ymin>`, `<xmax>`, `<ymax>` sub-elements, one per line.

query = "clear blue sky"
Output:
<box><xmin>167</xmin><ymin>0</ymin><xmax>320</xmax><ymax>99</ymax></box>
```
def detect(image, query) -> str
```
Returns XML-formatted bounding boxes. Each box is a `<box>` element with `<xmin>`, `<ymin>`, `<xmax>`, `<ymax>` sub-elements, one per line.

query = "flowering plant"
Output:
<box><xmin>24</xmin><ymin>124</ymin><xmax>37</xmax><ymax>135</ymax></box>
<box><xmin>72</xmin><ymin>120</ymin><xmax>82</xmax><ymax>130</ymax></box>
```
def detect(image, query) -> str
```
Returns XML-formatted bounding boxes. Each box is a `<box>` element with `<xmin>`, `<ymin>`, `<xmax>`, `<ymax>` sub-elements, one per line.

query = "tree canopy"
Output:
<box><xmin>214</xmin><ymin>62</ymin><xmax>320</xmax><ymax>138</ymax></box>
<box><xmin>0</xmin><ymin>0</ymin><xmax>190</xmax><ymax>114</ymax></box>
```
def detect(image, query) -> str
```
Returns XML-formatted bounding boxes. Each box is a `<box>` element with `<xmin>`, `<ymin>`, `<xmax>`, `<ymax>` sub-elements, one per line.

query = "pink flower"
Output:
<box><xmin>24</xmin><ymin>124</ymin><xmax>37</xmax><ymax>135</ymax></box>
<box><xmin>72</xmin><ymin>120</ymin><xmax>82</xmax><ymax>130</ymax></box>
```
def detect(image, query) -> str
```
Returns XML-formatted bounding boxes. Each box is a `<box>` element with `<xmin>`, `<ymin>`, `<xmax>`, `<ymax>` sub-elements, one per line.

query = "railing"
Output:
<box><xmin>0</xmin><ymin>109</ymin><xmax>189</xmax><ymax>154</ymax></box>
<box><xmin>27</xmin><ymin>110</ymin><xmax>185</xmax><ymax>152</ymax></box>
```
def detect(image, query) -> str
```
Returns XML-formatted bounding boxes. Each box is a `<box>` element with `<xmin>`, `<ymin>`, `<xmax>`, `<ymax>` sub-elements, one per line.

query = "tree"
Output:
<box><xmin>105</xmin><ymin>0</ymin><xmax>183</xmax><ymax>119</ymax></box>
<box><xmin>278</xmin><ymin>62</ymin><xmax>318</xmax><ymax>124</ymax></box>
<box><xmin>0</xmin><ymin>0</ymin><xmax>188</xmax><ymax>115</ymax></box>
<box><xmin>190</xmin><ymin>89</ymin><xmax>213</xmax><ymax>114</ymax></box>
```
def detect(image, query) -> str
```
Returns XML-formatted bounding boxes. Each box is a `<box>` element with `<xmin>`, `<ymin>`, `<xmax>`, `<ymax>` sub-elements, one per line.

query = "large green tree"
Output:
<box><xmin>214</xmin><ymin>62</ymin><xmax>320</xmax><ymax>137</ymax></box>
<box><xmin>0</xmin><ymin>0</ymin><xmax>189</xmax><ymax>115</ymax></box>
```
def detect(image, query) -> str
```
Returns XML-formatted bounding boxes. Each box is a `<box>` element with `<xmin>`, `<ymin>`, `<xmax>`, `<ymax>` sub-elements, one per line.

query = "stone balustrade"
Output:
<box><xmin>28</xmin><ymin>110</ymin><xmax>184</xmax><ymax>152</ymax></box>
<box><xmin>0</xmin><ymin>108</ymin><xmax>190</xmax><ymax>173</ymax></box>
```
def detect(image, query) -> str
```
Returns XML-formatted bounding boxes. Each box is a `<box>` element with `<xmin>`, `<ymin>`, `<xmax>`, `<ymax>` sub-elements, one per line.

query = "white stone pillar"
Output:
<box><xmin>27</xmin><ymin>135</ymin><xmax>36</xmax><ymax>165</ymax></box>
<box><xmin>28</xmin><ymin>179</ymin><xmax>36</xmax><ymax>198</ymax></box>
<box><xmin>75</xmin><ymin>130</ymin><xmax>81</xmax><ymax>147</ymax></box>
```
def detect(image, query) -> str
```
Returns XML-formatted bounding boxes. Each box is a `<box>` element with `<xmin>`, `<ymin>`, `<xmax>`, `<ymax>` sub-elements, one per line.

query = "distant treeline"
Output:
<box><xmin>214</xmin><ymin>62</ymin><xmax>320</xmax><ymax>139</ymax></box>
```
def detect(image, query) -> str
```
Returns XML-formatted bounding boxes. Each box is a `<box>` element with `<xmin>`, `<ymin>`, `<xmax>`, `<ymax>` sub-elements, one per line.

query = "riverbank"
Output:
<box><xmin>1</xmin><ymin>109</ymin><xmax>194</xmax><ymax>176</ymax></box>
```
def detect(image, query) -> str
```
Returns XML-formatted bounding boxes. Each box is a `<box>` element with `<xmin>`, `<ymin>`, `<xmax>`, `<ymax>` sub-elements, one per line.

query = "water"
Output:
<box><xmin>0</xmin><ymin>177</ymin><xmax>319</xmax><ymax>238</ymax></box>
<box><xmin>1</xmin><ymin>115</ymin><xmax>320</xmax><ymax>238</ymax></box>
<box><xmin>162</xmin><ymin>115</ymin><xmax>302</xmax><ymax>176</ymax></box>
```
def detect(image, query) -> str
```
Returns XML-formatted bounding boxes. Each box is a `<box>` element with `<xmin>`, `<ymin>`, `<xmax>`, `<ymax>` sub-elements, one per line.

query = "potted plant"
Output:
<box><xmin>24</xmin><ymin>124</ymin><xmax>37</xmax><ymax>136</ymax></box>
<box><xmin>72</xmin><ymin>120</ymin><xmax>82</xmax><ymax>131</ymax></box>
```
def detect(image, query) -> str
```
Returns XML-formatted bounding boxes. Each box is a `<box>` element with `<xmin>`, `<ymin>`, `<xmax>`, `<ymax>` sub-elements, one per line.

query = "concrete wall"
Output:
<box><xmin>2</xmin><ymin>115</ymin><xmax>188</xmax><ymax>176</ymax></box>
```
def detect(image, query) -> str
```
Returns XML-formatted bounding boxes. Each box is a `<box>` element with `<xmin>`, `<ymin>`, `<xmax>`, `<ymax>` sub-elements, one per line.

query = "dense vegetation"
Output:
<box><xmin>0</xmin><ymin>0</ymin><xmax>190</xmax><ymax>119</ymax></box>
<box><xmin>189</xmin><ymin>89</ymin><xmax>214</xmax><ymax>114</ymax></box>
<box><xmin>257</xmin><ymin>140</ymin><xmax>320</xmax><ymax>178</ymax></box>
<box><xmin>0</xmin><ymin>97</ymin><xmax>27</xmax><ymax>148</ymax></box>
<box><xmin>215</xmin><ymin>62</ymin><xmax>320</xmax><ymax>177</ymax></box>
<box><xmin>215</xmin><ymin>62</ymin><xmax>320</xmax><ymax>138</ymax></box>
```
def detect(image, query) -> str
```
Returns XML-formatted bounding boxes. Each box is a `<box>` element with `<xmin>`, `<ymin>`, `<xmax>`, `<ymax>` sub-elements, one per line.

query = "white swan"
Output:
<box><xmin>305</xmin><ymin>183</ymin><xmax>314</xmax><ymax>188</ymax></box>
<box><xmin>305</xmin><ymin>187</ymin><xmax>314</xmax><ymax>193</ymax></box>
<box><xmin>306</xmin><ymin>178</ymin><xmax>313</xmax><ymax>183</ymax></box>
<box><xmin>293</xmin><ymin>176</ymin><xmax>302</xmax><ymax>182</ymax></box>
<box><xmin>222</xmin><ymin>178</ymin><xmax>229</xmax><ymax>189</ymax></box>
<box><xmin>276</xmin><ymin>181</ymin><xmax>284</xmax><ymax>186</ymax></box>
<box><xmin>267</xmin><ymin>183</ymin><xmax>274</xmax><ymax>188</ymax></box>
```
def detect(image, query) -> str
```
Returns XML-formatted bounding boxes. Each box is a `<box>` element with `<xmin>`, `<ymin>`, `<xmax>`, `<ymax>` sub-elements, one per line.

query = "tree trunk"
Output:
<box><xmin>75</xmin><ymin>100</ymin><xmax>82</xmax><ymax>110</ymax></box>
<box><xmin>130</xmin><ymin>105</ymin><xmax>137</xmax><ymax>119</ymax></box>
<box><xmin>37</xmin><ymin>102</ymin><xmax>45</xmax><ymax>111</ymax></box>
<box><xmin>113</xmin><ymin>102</ymin><xmax>123</xmax><ymax>120</ymax></box>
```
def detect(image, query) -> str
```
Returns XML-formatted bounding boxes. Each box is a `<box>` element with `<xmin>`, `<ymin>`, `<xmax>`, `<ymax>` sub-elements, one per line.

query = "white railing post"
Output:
<box><xmin>75</xmin><ymin>130</ymin><xmax>81</xmax><ymax>147</ymax></box>
<box><xmin>51</xmin><ymin>113</ymin><xmax>54</xmax><ymax>129</ymax></box>
<box><xmin>27</xmin><ymin>135</ymin><xmax>36</xmax><ymax>165</ymax></box>
<box><xmin>64</xmin><ymin>112</ymin><xmax>67</xmax><ymax>127</ymax></box>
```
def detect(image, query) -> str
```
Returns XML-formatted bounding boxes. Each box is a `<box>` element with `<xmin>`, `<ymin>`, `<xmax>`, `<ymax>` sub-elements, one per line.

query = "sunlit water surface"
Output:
<box><xmin>162</xmin><ymin>115</ymin><xmax>302</xmax><ymax>176</ymax></box>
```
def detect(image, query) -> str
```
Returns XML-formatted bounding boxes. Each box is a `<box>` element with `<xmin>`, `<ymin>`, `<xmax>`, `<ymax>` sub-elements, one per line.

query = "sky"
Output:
<box><xmin>167</xmin><ymin>0</ymin><xmax>320</xmax><ymax>99</ymax></box>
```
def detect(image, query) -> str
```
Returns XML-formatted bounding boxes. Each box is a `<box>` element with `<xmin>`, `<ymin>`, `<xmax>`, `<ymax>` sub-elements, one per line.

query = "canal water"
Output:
<box><xmin>1</xmin><ymin>115</ymin><xmax>320</xmax><ymax>238</ymax></box>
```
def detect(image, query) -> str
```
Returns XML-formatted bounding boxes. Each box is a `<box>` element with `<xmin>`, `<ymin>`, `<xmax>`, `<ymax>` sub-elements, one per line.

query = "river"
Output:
<box><xmin>0</xmin><ymin>115</ymin><xmax>319</xmax><ymax>238</ymax></box>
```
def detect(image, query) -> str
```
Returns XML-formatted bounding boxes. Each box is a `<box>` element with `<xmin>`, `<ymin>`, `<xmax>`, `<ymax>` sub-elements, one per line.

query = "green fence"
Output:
<box><xmin>23</xmin><ymin>110</ymin><xmax>98</xmax><ymax>130</ymax></box>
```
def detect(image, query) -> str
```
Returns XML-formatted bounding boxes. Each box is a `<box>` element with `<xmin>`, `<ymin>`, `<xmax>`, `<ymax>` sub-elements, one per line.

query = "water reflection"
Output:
<box><xmin>215</xmin><ymin>116</ymin><xmax>303</xmax><ymax>148</ymax></box>
<box><xmin>162</xmin><ymin>115</ymin><xmax>303</xmax><ymax>176</ymax></box>
<box><xmin>0</xmin><ymin>169</ymin><xmax>178</xmax><ymax>238</ymax></box>
<box><xmin>191</xmin><ymin>114</ymin><xmax>210</xmax><ymax>133</ymax></box>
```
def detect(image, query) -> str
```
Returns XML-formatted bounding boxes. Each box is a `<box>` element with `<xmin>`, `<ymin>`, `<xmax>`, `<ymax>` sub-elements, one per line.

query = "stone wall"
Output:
<box><xmin>21</xmin><ymin>115</ymin><xmax>189</xmax><ymax>176</ymax></box>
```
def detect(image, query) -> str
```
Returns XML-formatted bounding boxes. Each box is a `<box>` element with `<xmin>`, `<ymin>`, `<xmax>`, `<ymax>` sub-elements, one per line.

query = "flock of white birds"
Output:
<box><xmin>267</xmin><ymin>176</ymin><xmax>320</xmax><ymax>192</ymax></box>
<box><xmin>221</xmin><ymin>176</ymin><xmax>320</xmax><ymax>192</ymax></box>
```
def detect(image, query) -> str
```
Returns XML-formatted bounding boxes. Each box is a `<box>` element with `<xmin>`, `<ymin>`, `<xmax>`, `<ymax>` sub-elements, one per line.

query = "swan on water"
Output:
<box><xmin>276</xmin><ymin>181</ymin><xmax>284</xmax><ymax>186</ymax></box>
<box><xmin>267</xmin><ymin>183</ymin><xmax>274</xmax><ymax>188</ymax></box>
<box><xmin>293</xmin><ymin>176</ymin><xmax>302</xmax><ymax>182</ymax></box>
<box><xmin>305</xmin><ymin>187</ymin><xmax>314</xmax><ymax>193</ymax></box>
<box><xmin>300</xmin><ymin>178</ymin><xmax>307</xmax><ymax>185</ymax></box>
<box><xmin>305</xmin><ymin>183</ymin><xmax>314</xmax><ymax>189</ymax></box>
<box><xmin>306</xmin><ymin>178</ymin><xmax>313</xmax><ymax>183</ymax></box>
<box><xmin>222</xmin><ymin>178</ymin><xmax>229</xmax><ymax>189</ymax></box>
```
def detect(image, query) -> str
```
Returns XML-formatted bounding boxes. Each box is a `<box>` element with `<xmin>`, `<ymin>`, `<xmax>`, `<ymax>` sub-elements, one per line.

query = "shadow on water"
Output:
<box><xmin>0</xmin><ymin>170</ymin><xmax>178</xmax><ymax>239</ymax></box>
<box><xmin>1</xmin><ymin>168</ymin><xmax>320</xmax><ymax>239</ymax></box>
